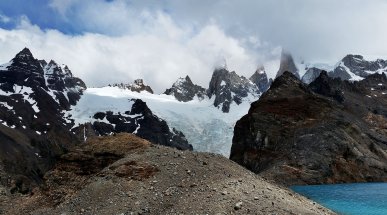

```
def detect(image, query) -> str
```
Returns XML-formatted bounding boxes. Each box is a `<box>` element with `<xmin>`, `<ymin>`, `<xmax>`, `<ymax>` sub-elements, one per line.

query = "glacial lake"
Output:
<box><xmin>292</xmin><ymin>183</ymin><xmax>387</xmax><ymax>215</ymax></box>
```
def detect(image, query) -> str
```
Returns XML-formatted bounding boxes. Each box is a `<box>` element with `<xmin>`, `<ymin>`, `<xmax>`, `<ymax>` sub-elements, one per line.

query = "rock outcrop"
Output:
<box><xmin>110</xmin><ymin>79</ymin><xmax>153</xmax><ymax>94</ymax></box>
<box><xmin>164</xmin><ymin>75</ymin><xmax>206</xmax><ymax>102</ymax></box>
<box><xmin>207</xmin><ymin>68</ymin><xmax>259</xmax><ymax>113</ymax></box>
<box><xmin>231</xmin><ymin>71</ymin><xmax>387</xmax><ymax>185</ymax></box>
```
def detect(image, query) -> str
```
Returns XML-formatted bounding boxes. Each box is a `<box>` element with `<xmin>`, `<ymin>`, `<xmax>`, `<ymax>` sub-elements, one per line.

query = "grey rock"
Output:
<box><xmin>110</xmin><ymin>79</ymin><xmax>153</xmax><ymax>94</ymax></box>
<box><xmin>164</xmin><ymin>75</ymin><xmax>206</xmax><ymax>102</ymax></box>
<box><xmin>249</xmin><ymin>65</ymin><xmax>271</xmax><ymax>92</ymax></box>
<box><xmin>330</xmin><ymin>54</ymin><xmax>387</xmax><ymax>80</ymax></box>
<box><xmin>207</xmin><ymin>68</ymin><xmax>259</xmax><ymax>113</ymax></box>
<box><xmin>301</xmin><ymin>67</ymin><xmax>324</xmax><ymax>84</ymax></box>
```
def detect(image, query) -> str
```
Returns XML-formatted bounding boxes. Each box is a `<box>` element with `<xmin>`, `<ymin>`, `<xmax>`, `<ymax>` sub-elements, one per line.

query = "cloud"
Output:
<box><xmin>0</xmin><ymin>13</ymin><xmax>269</xmax><ymax>93</ymax></box>
<box><xmin>47</xmin><ymin>0</ymin><xmax>387</xmax><ymax>63</ymax></box>
<box><xmin>49</xmin><ymin>0</ymin><xmax>77</xmax><ymax>16</ymax></box>
<box><xmin>2</xmin><ymin>0</ymin><xmax>387</xmax><ymax>92</ymax></box>
<box><xmin>0</xmin><ymin>14</ymin><xmax>10</xmax><ymax>23</ymax></box>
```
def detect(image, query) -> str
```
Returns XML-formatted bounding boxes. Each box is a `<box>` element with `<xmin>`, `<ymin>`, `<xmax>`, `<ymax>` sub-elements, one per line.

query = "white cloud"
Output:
<box><xmin>0</xmin><ymin>13</ymin><xmax>269</xmax><ymax>93</ymax></box>
<box><xmin>0</xmin><ymin>14</ymin><xmax>11</xmax><ymax>23</ymax></box>
<box><xmin>49</xmin><ymin>0</ymin><xmax>77</xmax><ymax>16</ymax></box>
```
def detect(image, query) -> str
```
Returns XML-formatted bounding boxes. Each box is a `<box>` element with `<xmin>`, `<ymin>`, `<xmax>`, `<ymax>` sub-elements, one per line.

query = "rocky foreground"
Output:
<box><xmin>1</xmin><ymin>133</ymin><xmax>332</xmax><ymax>214</ymax></box>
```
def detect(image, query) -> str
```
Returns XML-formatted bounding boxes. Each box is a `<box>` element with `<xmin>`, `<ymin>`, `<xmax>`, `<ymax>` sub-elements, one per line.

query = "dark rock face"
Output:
<box><xmin>207</xmin><ymin>68</ymin><xmax>259</xmax><ymax>113</ymax></box>
<box><xmin>231</xmin><ymin>71</ymin><xmax>387</xmax><ymax>185</ymax></box>
<box><xmin>275</xmin><ymin>50</ymin><xmax>300</xmax><ymax>79</ymax></box>
<box><xmin>249</xmin><ymin>65</ymin><xmax>271</xmax><ymax>92</ymax></box>
<box><xmin>0</xmin><ymin>48</ymin><xmax>86</xmax><ymax>193</ymax></box>
<box><xmin>164</xmin><ymin>75</ymin><xmax>206</xmax><ymax>102</ymax></box>
<box><xmin>85</xmin><ymin>99</ymin><xmax>192</xmax><ymax>151</ymax></box>
<box><xmin>301</xmin><ymin>67</ymin><xmax>324</xmax><ymax>84</ymax></box>
<box><xmin>331</xmin><ymin>55</ymin><xmax>387</xmax><ymax>80</ymax></box>
<box><xmin>110</xmin><ymin>79</ymin><xmax>153</xmax><ymax>94</ymax></box>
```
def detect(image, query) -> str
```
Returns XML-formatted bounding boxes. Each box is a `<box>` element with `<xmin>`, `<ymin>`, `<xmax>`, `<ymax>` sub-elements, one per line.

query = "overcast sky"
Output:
<box><xmin>0</xmin><ymin>0</ymin><xmax>387</xmax><ymax>92</ymax></box>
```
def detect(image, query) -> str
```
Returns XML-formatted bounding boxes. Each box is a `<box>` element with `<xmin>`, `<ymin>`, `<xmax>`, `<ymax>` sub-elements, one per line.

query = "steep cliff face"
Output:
<box><xmin>231</xmin><ymin>71</ymin><xmax>387</xmax><ymax>185</ymax></box>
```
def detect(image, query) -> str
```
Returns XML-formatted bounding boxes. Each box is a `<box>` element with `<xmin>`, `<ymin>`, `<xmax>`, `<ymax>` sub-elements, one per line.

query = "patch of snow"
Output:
<box><xmin>220</xmin><ymin>80</ymin><xmax>226</xmax><ymax>86</ymax></box>
<box><xmin>0</xmin><ymin>102</ymin><xmax>14</xmax><ymax>112</ymax></box>
<box><xmin>36</xmin><ymin>131</ymin><xmax>41</xmax><ymax>135</ymax></box>
<box><xmin>0</xmin><ymin>61</ymin><xmax>12</xmax><ymax>71</ymax></box>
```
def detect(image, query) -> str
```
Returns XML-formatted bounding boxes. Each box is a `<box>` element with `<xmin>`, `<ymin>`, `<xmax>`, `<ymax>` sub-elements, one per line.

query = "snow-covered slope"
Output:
<box><xmin>68</xmin><ymin>86</ymin><xmax>255</xmax><ymax>156</ymax></box>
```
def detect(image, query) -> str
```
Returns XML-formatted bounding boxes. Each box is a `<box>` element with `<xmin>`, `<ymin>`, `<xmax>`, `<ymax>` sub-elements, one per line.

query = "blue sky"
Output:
<box><xmin>0</xmin><ymin>0</ymin><xmax>63</xmax><ymax>30</ymax></box>
<box><xmin>0</xmin><ymin>0</ymin><xmax>387</xmax><ymax>92</ymax></box>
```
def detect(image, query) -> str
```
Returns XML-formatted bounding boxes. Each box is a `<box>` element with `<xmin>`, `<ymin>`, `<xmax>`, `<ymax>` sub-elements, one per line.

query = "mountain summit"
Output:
<box><xmin>275</xmin><ymin>50</ymin><xmax>300</xmax><ymax>79</ymax></box>
<box><xmin>207</xmin><ymin>68</ymin><xmax>259</xmax><ymax>113</ymax></box>
<box><xmin>164</xmin><ymin>75</ymin><xmax>206</xmax><ymax>102</ymax></box>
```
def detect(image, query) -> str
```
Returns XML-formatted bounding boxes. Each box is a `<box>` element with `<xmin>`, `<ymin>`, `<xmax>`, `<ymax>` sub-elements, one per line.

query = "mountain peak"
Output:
<box><xmin>208</xmin><ymin>68</ymin><xmax>259</xmax><ymax>112</ymax></box>
<box><xmin>268</xmin><ymin>71</ymin><xmax>306</xmax><ymax>97</ymax></box>
<box><xmin>15</xmin><ymin>47</ymin><xmax>34</xmax><ymax>60</ymax></box>
<box><xmin>164</xmin><ymin>75</ymin><xmax>206</xmax><ymax>102</ymax></box>
<box><xmin>275</xmin><ymin>50</ymin><xmax>300</xmax><ymax>79</ymax></box>
<box><xmin>249</xmin><ymin>66</ymin><xmax>271</xmax><ymax>92</ymax></box>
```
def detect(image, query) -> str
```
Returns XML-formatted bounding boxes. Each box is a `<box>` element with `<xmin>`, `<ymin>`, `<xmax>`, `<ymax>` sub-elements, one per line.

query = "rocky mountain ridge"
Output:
<box><xmin>0</xmin><ymin>48</ymin><xmax>191</xmax><ymax>195</ymax></box>
<box><xmin>164</xmin><ymin>66</ymin><xmax>272</xmax><ymax>113</ymax></box>
<box><xmin>301</xmin><ymin>54</ymin><xmax>387</xmax><ymax>84</ymax></box>
<box><xmin>109</xmin><ymin>79</ymin><xmax>154</xmax><ymax>94</ymax></box>
<box><xmin>231</xmin><ymin>71</ymin><xmax>387</xmax><ymax>185</ymax></box>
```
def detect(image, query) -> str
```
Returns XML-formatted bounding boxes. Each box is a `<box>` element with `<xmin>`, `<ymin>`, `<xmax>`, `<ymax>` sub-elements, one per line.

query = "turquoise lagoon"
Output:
<box><xmin>292</xmin><ymin>183</ymin><xmax>387</xmax><ymax>215</ymax></box>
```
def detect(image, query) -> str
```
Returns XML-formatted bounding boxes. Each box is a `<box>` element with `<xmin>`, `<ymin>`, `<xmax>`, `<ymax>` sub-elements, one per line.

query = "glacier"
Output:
<box><xmin>68</xmin><ymin>86</ymin><xmax>256</xmax><ymax>156</ymax></box>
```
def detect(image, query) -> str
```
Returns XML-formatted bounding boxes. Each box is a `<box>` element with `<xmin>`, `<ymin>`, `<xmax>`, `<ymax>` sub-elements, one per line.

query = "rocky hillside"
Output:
<box><xmin>231</xmin><ymin>71</ymin><xmax>387</xmax><ymax>185</ymax></box>
<box><xmin>0</xmin><ymin>133</ymin><xmax>333</xmax><ymax>215</ymax></box>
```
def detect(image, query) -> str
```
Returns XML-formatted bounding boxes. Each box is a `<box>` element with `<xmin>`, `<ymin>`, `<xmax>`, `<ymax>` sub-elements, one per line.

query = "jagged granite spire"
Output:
<box><xmin>275</xmin><ymin>50</ymin><xmax>300</xmax><ymax>79</ymax></box>
<box><xmin>207</xmin><ymin>68</ymin><xmax>259</xmax><ymax>112</ymax></box>
<box><xmin>164</xmin><ymin>75</ymin><xmax>206</xmax><ymax>102</ymax></box>
<box><xmin>249</xmin><ymin>65</ymin><xmax>271</xmax><ymax>92</ymax></box>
